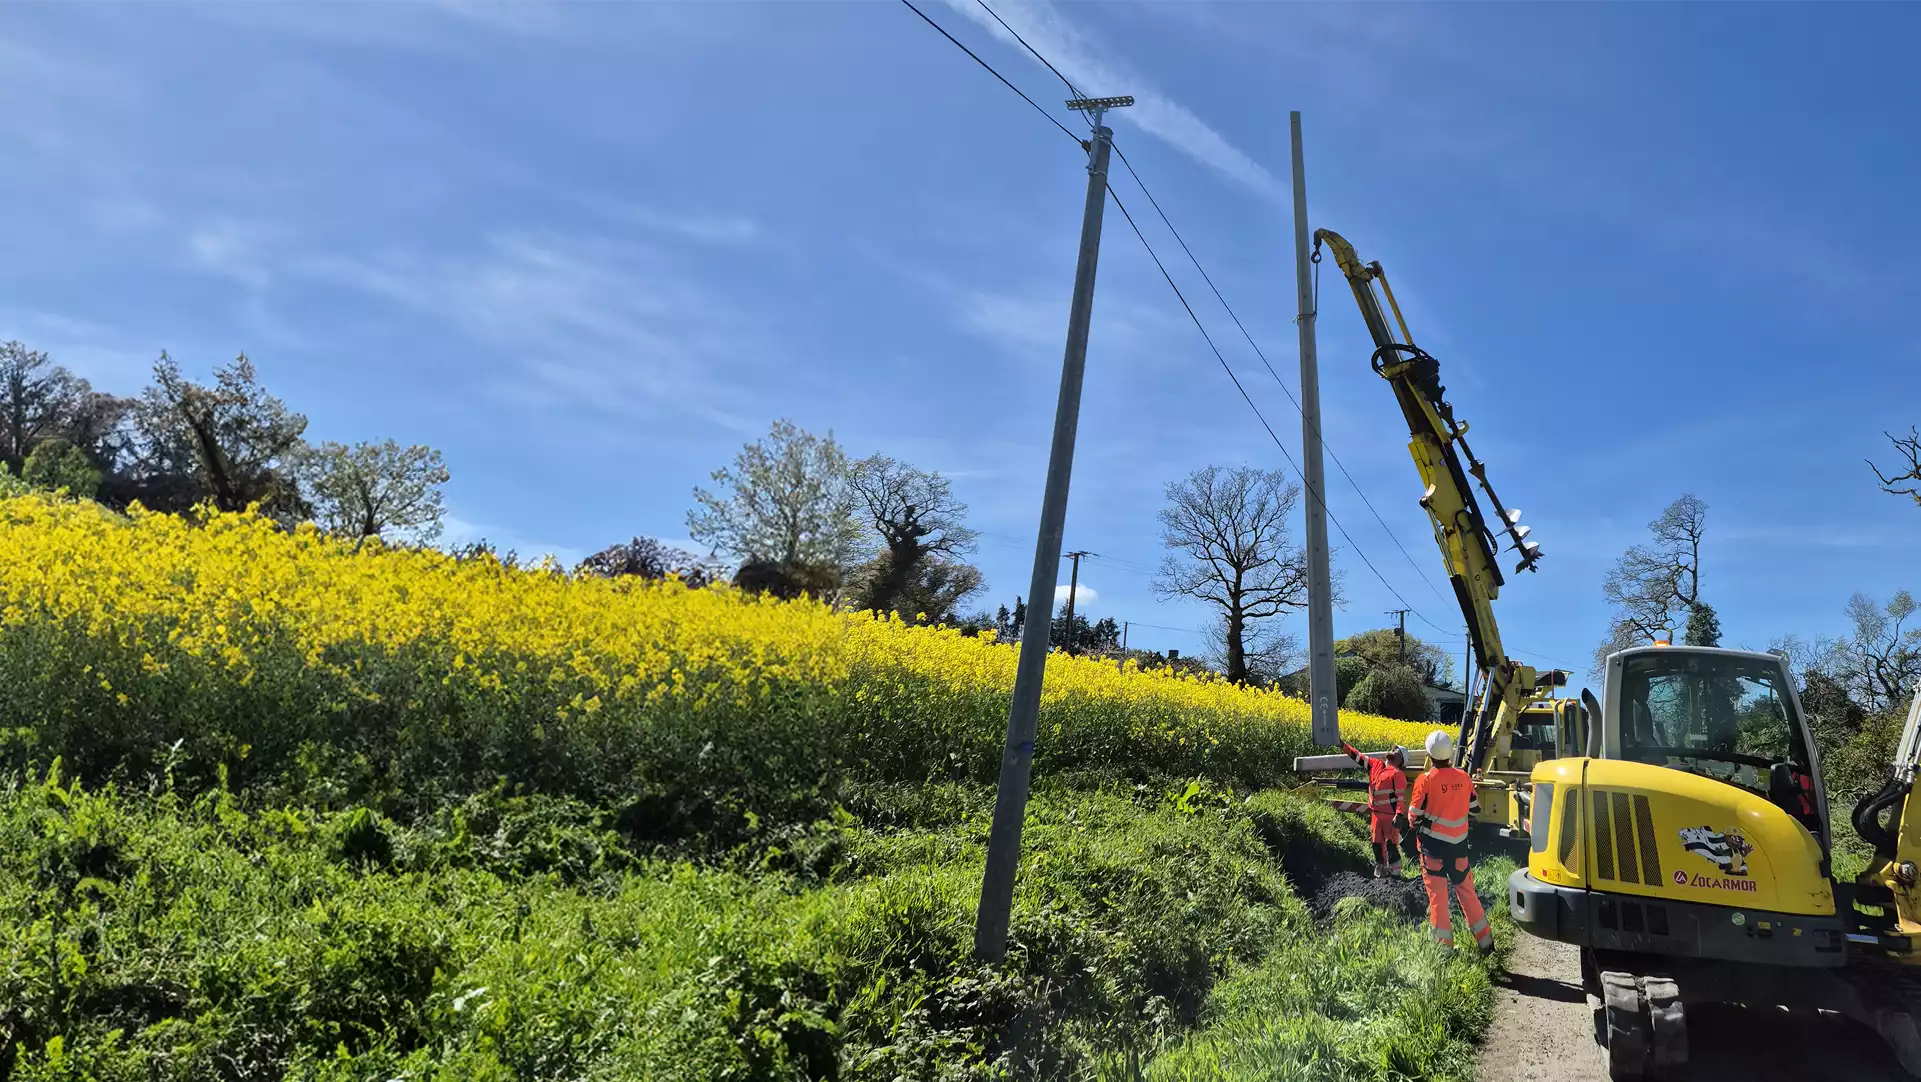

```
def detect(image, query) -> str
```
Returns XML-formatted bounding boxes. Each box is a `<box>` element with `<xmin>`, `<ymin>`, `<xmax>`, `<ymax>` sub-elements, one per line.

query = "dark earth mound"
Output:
<box><xmin>1310</xmin><ymin>871</ymin><xmax>1427</xmax><ymax>919</ymax></box>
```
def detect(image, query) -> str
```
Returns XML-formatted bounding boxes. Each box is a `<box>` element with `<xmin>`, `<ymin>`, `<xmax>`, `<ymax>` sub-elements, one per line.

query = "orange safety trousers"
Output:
<box><xmin>1418</xmin><ymin>838</ymin><xmax>1491</xmax><ymax>950</ymax></box>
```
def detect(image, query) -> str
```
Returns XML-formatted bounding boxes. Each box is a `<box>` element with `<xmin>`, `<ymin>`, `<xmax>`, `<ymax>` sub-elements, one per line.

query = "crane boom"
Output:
<box><xmin>1311</xmin><ymin>228</ymin><xmax>1553</xmax><ymax>773</ymax></box>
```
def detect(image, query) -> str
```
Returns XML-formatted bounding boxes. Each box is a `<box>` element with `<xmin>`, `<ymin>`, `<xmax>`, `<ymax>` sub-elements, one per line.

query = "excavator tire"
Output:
<box><xmin>1600</xmin><ymin>971</ymin><xmax>1649</xmax><ymax>1081</ymax></box>
<box><xmin>1875</xmin><ymin>1007</ymin><xmax>1921</xmax><ymax>1081</ymax></box>
<box><xmin>1642</xmin><ymin>976</ymin><xmax>1687</xmax><ymax>1080</ymax></box>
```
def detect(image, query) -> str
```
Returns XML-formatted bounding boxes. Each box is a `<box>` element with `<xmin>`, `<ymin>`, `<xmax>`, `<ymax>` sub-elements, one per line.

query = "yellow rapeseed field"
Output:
<box><xmin>0</xmin><ymin>492</ymin><xmax>1428</xmax><ymax>810</ymax></box>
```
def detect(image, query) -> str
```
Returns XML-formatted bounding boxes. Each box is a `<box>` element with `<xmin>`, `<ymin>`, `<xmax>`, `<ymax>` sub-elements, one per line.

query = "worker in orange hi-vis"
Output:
<box><xmin>1338</xmin><ymin>737</ymin><xmax>1408</xmax><ymax>877</ymax></box>
<box><xmin>1406</xmin><ymin>730</ymin><xmax>1492</xmax><ymax>951</ymax></box>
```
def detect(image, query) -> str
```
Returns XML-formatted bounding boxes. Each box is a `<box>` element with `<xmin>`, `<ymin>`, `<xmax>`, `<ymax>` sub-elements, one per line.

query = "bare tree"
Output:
<box><xmin>848</xmin><ymin>454</ymin><xmax>980</xmax><ymax>618</ymax></box>
<box><xmin>1154</xmin><ymin>465</ymin><xmax>1318</xmax><ymax>684</ymax></box>
<box><xmin>300</xmin><ymin>439</ymin><xmax>449</xmax><ymax>544</ymax></box>
<box><xmin>688</xmin><ymin>419</ymin><xmax>867</xmax><ymax>592</ymax></box>
<box><xmin>1593</xmin><ymin>494</ymin><xmax>1707</xmax><ymax>674</ymax></box>
<box><xmin>1208</xmin><ymin>618</ymin><xmax>1300</xmax><ymax>686</ymax></box>
<box><xmin>1870</xmin><ymin>428</ymin><xmax>1921</xmax><ymax>507</ymax></box>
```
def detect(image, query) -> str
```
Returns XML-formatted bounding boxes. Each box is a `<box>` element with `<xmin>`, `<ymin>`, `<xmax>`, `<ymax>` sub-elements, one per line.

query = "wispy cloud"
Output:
<box><xmin>0</xmin><ymin>309</ymin><xmax>158</xmax><ymax>389</ymax></box>
<box><xmin>584</xmin><ymin>199</ymin><xmax>761</xmax><ymax>246</ymax></box>
<box><xmin>959</xmin><ymin>290</ymin><xmax>1064</xmax><ymax>355</ymax></box>
<box><xmin>186</xmin><ymin>220</ymin><xmax>278</xmax><ymax>291</ymax></box>
<box><xmin>294</xmin><ymin>228</ymin><xmax>773</xmax><ymax>431</ymax></box>
<box><xmin>177</xmin><ymin>0</ymin><xmax>571</xmax><ymax>53</ymax></box>
<box><xmin>936</xmin><ymin>0</ymin><xmax>1280</xmax><ymax>198</ymax></box>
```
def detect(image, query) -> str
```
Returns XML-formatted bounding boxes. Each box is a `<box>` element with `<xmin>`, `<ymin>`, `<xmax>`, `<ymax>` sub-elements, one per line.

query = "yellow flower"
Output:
<box><xmin>0</xmin><ymin>491</ymin><xmax>1430</xmax><ymax>787</ymax></box>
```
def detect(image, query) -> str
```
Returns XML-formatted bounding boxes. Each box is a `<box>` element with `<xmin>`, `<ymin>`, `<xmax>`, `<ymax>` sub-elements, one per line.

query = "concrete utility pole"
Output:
<box><xmin>1062</xmin><ymin>550</ymin><xmax>1092</xmax><ymax>654</ymax></box>
<box><xmin>1291</xmin><ymin>110</ymin><xmax>1338</xmax><ymax>747</ymax></box>
<box><xmin>1387</xmin><ymin>608</ymin><xmax>1410</xmax><ymax>664</ymax></box>
<box><xmin>974</xmin><ymin>94</ymin><xmax>1132</xmax><ymax>965</ymax></box>
<box><xmin>1118</xmin><ymin>620</ymin><xmax>1130</xmax><ymax>674</ymax></box>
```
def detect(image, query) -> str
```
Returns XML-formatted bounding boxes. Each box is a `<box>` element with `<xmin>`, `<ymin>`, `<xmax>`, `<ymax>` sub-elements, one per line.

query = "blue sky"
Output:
<box><xmin>2</xmin><ymin>1</ymin><xmax>1916</xmax><ymax>681</ymax></box>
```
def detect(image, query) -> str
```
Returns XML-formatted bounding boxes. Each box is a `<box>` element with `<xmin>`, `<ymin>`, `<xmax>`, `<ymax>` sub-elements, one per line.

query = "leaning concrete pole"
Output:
<box><xmin>974</xmin><ymin>95</ymin><xmax>1132</xmax><ymax>963</ymax></box>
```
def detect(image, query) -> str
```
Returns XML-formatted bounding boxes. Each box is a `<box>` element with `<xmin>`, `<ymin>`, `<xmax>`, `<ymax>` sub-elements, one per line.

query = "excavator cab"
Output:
<box><xmin>1609</xmin><ymin>647</ymin><xmax>1828</xmax><ymax>845</ymax></box>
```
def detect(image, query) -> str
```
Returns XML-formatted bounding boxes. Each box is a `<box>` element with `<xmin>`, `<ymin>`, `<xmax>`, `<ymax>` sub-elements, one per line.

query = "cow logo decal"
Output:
<box><xmin>1679</xmin><ymin>826</ymin><xmax>1752</xmax><ymax>877</ymax></box>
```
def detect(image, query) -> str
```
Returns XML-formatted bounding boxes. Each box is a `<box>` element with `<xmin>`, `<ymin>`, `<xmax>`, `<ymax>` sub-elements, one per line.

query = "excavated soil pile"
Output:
<box><xmin>1309</xmin><ymin>871</ymin><xmax>1427</xmax><ymax>919</ymax></box>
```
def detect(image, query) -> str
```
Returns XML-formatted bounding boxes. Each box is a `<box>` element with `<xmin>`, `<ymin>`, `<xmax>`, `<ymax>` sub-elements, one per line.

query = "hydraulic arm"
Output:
<box><xmin>1311</xmin><ymin>230</ymin><xmax>1555</xmax><ymax>774</ymax></box>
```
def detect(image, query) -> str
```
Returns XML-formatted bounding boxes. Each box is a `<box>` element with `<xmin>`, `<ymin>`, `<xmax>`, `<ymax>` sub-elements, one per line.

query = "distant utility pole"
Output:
<box><xmin>1118</xmin><ymin>620</ymin><xmax>1130</xmax><ymax>674</ymax></box>
<box><xmin>1386</xmin><ymin>608</ymin><xmax>1410</xmax><ymax>665</ymax></box>
<box><xmin>1063</xmin><ymin>550</ymin><xmax>1093</xmax><ymax>654</ymax></box>
<box><xmin>1291</xmin><ymin>110</ymin><xmax>1338</xmax><ymax>747</ymax></box>
<box><xmin>974</xmin><ymin>93</ymin><xmax>1132</xmax><ymax>965</ymax></box>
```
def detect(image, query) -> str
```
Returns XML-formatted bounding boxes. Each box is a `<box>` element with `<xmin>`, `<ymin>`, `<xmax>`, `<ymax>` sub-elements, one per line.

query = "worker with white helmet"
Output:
<box><xmin>1406</xmin><ymin>729</ymin><xmax>1492</xmax><ymax>951</ymax></box>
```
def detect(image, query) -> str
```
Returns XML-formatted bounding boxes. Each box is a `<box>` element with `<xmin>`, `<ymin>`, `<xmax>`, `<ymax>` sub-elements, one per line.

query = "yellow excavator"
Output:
<box><xmin>1515</xmin><ymin>652</ymin><xmax>1921</xmax><ymax>1078</ymax></box>
<box><xmin>1292</xmin><ymin>229</ymin><xmax>1573</xmax><ymax>839</ymax></box>
<box><xmin>1299</xmin><ymin>230</ymin><xmax>1921</xmax><ymax>1080</ymax></box>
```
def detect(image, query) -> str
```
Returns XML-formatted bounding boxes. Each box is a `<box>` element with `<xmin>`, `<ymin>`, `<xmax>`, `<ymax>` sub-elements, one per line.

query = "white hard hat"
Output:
<box><xmin>1425</xmin><ymin>730</ymin><xmax>1455</xmax><ymax>762</ymax></box>
<box><xmin>1388</xmin><ymin>745</ymin><xmax>1406</xmax><ymax>766</ymax></box>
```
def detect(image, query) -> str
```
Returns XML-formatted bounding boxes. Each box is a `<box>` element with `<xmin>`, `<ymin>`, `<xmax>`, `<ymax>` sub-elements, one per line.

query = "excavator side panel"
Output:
<box><xmin>1514</xmin><ymin>758</ymin><xmax>1849</xmax><ymax>968</ymax></box>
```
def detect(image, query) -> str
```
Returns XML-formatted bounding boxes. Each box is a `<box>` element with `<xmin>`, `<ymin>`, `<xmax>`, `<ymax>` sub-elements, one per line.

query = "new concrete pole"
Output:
<box><xmin>1291</xmin><ymin>111</ymin><xmax>1338</xmax><ymax>747</ymax></box>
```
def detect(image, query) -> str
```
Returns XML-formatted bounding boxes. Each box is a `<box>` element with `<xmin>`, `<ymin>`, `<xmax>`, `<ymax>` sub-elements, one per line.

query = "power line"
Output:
<box><xmin>1101</xmin><ymin>177</ymin><xmax>1443</xmax><ymax>634</ymax></box>
<box><xmin>900</xmin><ymin>3</ymin><xmax>1558</xmax><ymax>677</ymax></box>
<box><xmin>1125</xmin><ymin>620</ymin><xmax>1208</xmax><ymax>636</ymax></box>
<box><xmin>976</xmin><ymin>0</ymin><xmax>1083</xmax><ymax>98</ymax></box>
<box><xmin>1107</xmin><ymin>143</ymin><xmax>1449</xmax><ymax>610</ymax></box>
<box><xmin>897</xmin><ymin>0</ymin><xmax>1085</xmax><ymax>146</ymax></box>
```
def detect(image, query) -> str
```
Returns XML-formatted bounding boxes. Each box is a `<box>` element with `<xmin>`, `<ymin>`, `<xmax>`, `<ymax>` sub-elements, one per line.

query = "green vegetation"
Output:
<box><xmin>0</xmin><ymin>769</ymin><xmax>1502</xmax><ymax>1081</ymax></box>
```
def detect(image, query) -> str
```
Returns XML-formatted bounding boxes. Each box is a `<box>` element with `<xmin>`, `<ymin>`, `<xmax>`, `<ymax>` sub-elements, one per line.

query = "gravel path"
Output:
<box><xmin>1477</xmin><ymin>933</ymin><xmax>1914</xmax><ymax>1082</ymax></box>
<box><xmin>1476</xmin><ymin>929</ymin><xmax>1607</xmax><ymax>1082</ymax></box>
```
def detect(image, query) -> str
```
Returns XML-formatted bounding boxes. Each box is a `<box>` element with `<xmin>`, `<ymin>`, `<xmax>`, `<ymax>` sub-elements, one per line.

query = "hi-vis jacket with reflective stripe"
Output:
<box><xmin>1409</xmin><ymin>764</ymin><xmax>1479</xmax><ymax>845</ymax></box>
<box><xmin>1341</xmin><ymin>740</ymin><xmax>1407</xmax><ymax>819</ymax></box>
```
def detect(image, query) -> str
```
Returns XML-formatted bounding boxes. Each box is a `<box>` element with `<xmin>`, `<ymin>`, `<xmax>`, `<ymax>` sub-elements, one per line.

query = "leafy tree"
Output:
<box><xmin>137</xmin><ymin>353</ymin><xmax>308</xmax><ymax>520</ymax></box>
<box><xmin>1277</xmin><ymin>655</ymin><xmax>1370</xmax><ymax>705</ymax></box>
<box><xmin>0</xmin><ymin>341</ymin><xmax>87</xmax><ymax>473</ymax></box>
<box><xmin>851</xmin><ymin>551</ymin><xmax>983</xmax><ymax>623</ymax></box>
<box><xmin>21</xmin><ymin>438</ymin><xmax>101</xmax><ymax>499</ymax></box>
<box><xmin>689</xmin><ymin>419</ymin><xmax>866</xmax><ymax>596</ymax></box>
<box><xmin>300</xmin><ymin>439</ymin><xmax>448</xmax><ymax>544</ymax></box>
<box><xmin>1683</xmin><ymin>602</ymin><xmax>1723</xmax><ymax>647</ymax></box>
<box><xmin>1050</xmin><ymin>607</ymin><xmax>1120</xmax><ymax>655</ymax></box>
<box><xmin>1594</xmin><ymin>494</ymin><xmax>1708</xmax><ymax>674</ymax></box>
<box><xmin>1335</xmin><ymin>628</ymin><xmax>1452</xmax><ymax>688</ymax></box>
<box><xmin>575</xmin><ymin>537</ymin><xmax>714</xmax><ymax>587</ymax></box>
<box><xmin>1869</xmin><ymin>427</ymin><xmax>1920</xmax><ymax>507</ymax></box>
<box><xmin>1344</xmin><ymin>663</ymin><xmax>1431</xmax><ymax>722</ymax></box>
<box><xmin>994</xmin><ymin>597</ymin><xmax>1027</xmax><ymax>643</ymax></box>
<box><xmin>1154</xmin><ymin>465</ymin><xmax>1323</xmax><ymax>684</ymax></box>
<box><xmin>733</xmin><ymin>558</ymin><xmax>841</xmax><ymax>601</ymax></box>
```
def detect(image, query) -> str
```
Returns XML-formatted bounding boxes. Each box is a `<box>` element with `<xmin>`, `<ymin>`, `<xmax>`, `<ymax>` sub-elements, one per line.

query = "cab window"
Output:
<box><xmin>1618</xmin><ymin>652</ymin><xmax>1811</xmax><ymax>797</ymax></box>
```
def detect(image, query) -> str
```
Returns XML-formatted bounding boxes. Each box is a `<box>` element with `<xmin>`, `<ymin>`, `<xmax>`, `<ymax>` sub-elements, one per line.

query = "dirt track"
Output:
<box><xmin>1477</xmin><ymin>933</ymin><xmax>1913</xmax><ymax>1082</ymax></box>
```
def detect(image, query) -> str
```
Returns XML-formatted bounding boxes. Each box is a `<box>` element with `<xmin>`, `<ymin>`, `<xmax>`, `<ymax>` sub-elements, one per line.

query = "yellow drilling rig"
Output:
<box><xmin>1292</xmin><ymin>228</ymin><xmax>1575</xmax><ymax>840</ymax></box>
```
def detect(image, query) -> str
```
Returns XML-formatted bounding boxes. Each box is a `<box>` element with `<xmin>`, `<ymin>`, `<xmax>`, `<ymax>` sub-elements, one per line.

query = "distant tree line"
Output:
<box><xmin>0</xmin><ymin>341</ymin><xmax>447</xmax><ymax>542</ymax></box>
